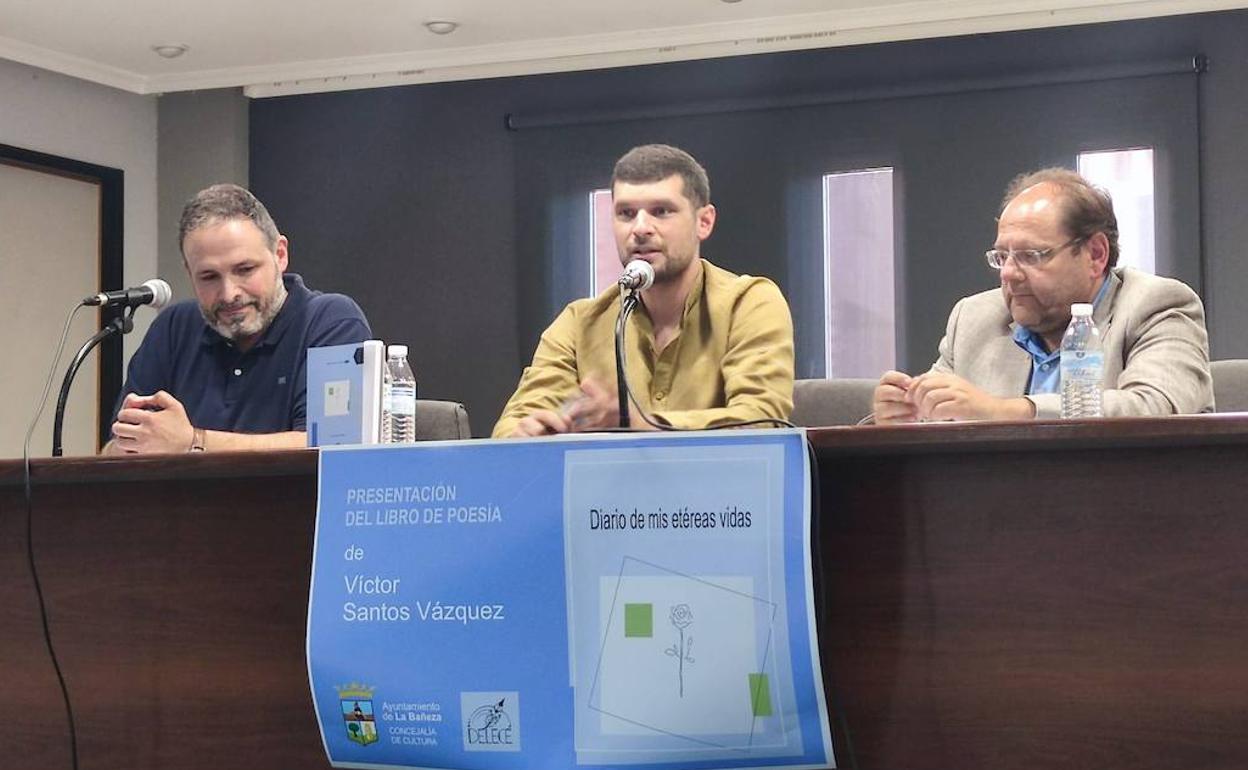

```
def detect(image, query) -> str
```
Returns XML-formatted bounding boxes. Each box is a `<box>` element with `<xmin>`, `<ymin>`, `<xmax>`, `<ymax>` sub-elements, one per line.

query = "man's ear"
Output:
<box><xmin>696</xmin><ymin>204</ymin><xmax>717</xmax><ymax>241</ymax></box>
<box><xmin>274</xmin><ymin>235</ymin><xmax>290</xmax><ymax>272</ymax></box>
<box><xmin>1086</xmin><ymin>231</ymin><xmax>1110</xmax><ymax>277</ymax></box>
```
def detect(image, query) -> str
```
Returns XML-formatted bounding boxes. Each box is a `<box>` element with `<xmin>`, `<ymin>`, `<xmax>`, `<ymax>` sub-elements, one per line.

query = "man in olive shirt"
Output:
<box><xmin>493</xmin><ymin>144</ymin><xmax>794</xmax><ymax>437</ymax></box>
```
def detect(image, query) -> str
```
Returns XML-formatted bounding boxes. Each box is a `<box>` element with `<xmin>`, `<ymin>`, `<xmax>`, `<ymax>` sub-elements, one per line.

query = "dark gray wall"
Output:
<box><xmin>251</xmin><ymin>86</ymin><xmax>519</xmax><ymax>437</ymax></box>
<box><xmin>250</xmin><ymin>10</ymin><xmax>1248</xmax><ymax>436</ymax></box>
<box><xmin>157</xmin><ymin>88</ymin><xmax>250</xmax><ymax>302</ymax></box>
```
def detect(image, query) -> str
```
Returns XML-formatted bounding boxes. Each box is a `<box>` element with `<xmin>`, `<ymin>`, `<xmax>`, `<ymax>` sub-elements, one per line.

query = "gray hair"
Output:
<box><xmin>1002</xmin><ymin>167</ymin><xmax>1120</xmax><ymax>268</ymax></box>
<box><xmin>612</xmin><ymin>144</ymin><xmax>711</xmax><ymax>209</ymax></box>
<box><xmin>178</xmin><ymin>184</ymin><xmax>280</xmax><ymax>257</ymax></box>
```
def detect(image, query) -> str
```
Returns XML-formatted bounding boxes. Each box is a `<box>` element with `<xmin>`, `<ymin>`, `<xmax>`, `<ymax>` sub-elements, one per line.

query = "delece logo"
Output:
<box><xmin>461</xmin><ymin>691</ymin><xmax>521</xmax><ymax>752</ymax></box>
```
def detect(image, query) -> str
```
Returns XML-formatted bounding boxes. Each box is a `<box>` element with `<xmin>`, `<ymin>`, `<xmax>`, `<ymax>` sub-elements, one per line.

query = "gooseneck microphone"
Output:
<box><xmin>615</xmin><ymin>260</ymin><xmax>654</xmax><ymax>429</ymax></box>
<box><xmin>54</xmin><ymin>279</ymin><xmax>173</xmax><ymax>456</ymax></box>
<box><xmin>82</xmin><ymin>278</ymin><xmax>172</xmax><ymax>310</ymax></box>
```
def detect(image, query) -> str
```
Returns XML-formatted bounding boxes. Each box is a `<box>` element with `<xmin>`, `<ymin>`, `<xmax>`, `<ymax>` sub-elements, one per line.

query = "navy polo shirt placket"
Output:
<box><xmin>219</xmin><ymin>341</ymin><xmax>260</xmax><ymax>412</ymax></box>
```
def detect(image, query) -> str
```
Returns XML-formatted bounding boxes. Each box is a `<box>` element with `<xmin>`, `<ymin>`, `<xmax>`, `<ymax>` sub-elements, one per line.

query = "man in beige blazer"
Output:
<box><xmin>873</xmin><ymin>168</ymin><xmax>1213</xmax><ymax>422</ymax></box>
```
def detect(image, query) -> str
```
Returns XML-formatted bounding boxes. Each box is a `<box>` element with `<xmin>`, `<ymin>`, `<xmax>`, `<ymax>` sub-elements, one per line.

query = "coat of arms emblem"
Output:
<box><xmin>337</xmin><ymin>684</ymin><xmax>379</xmax><ymax>746</ymax></box>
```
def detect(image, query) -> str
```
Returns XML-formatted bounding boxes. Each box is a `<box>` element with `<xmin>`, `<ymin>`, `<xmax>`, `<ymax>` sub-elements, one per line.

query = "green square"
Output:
<box><xmin>624</xmin><ymin>603</ymin><xmax>652</xmax><ymax>637</ymax></box>
<box><xmin>748</xmin><ymin>673</ymin><xmax>773</xmax><ymax>717</ymax></box>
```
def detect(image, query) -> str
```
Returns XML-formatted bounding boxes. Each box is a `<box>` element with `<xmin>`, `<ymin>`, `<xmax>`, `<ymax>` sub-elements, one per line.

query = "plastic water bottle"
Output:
<box><xmin>379</xmin><ymin>358</ymin><xmax>393</xmax><ymax>444</ymax></box>
<box><xmin>1060</xmin><ymin>303</ymin><xmax>1104</xmax><ymax>418</ymax></box>
<box><xmin>385</xmin><ymin>345</ymin><xmax>417</xmax><ymax>443</ymax></box>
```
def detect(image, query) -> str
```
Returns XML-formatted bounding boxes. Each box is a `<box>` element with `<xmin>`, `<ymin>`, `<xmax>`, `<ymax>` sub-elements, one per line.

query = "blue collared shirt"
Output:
<box><xmin>115</xmin><ymin>273</ymin><xmax>371</xmax><ymax>433</ymax></box>
<box><xmin>1012</xmin><ymin>276</ymin><xmax>1111</xmax><ymax>395</ymax></box>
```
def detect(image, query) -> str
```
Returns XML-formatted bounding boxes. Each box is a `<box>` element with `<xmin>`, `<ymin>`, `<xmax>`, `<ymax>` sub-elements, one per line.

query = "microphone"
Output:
<box><xmin>614</xmin><ymin>260</ymin><xmax>654</xmax><ymax>430</ymax></box>
<box><xmin>82</xmin><ymin>278</ymin><xmax>172</xmax><ymax>310</ymax></box>
<box><xmin>618</xmin><ymin>260</ymin><xmax>655</xmax><ymax>292</ymax></box>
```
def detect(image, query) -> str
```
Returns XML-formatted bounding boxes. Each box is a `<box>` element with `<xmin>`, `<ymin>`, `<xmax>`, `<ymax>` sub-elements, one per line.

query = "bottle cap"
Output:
<box><xmin>1070</xmin><ymin>303</ymin><xmax>1093</xmax><ymax>317</ymax></box>
<box><xmin>387</xmin><ymin>344</ymin><xmax>408</xmax><ymax>358</ymax></box>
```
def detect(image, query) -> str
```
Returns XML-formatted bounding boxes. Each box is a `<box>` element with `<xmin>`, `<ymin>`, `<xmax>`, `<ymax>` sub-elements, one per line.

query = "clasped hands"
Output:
<box><xmin>872</xmin><ymin>371</ymin><xmax>1035</xmax><ymax>424</ymax></box>
<box><xmin>110</xmin><ymin>391</ymin><xmax>196</xmax><ymax>453</ymax></box>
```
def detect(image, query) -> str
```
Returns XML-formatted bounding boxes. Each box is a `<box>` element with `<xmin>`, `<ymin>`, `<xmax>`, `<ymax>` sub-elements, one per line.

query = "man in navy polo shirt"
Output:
<box><xmin>105</xmin><ymin>184</ymin><xmax>370</xmax><ymax>454</ymax></box>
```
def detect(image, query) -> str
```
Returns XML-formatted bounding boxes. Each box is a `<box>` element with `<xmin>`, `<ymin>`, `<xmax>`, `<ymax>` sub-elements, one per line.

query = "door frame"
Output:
<box><xmin>1</xmin><ymin>143</ymin><xmax>124</xmax><ymax>448</ymax></box>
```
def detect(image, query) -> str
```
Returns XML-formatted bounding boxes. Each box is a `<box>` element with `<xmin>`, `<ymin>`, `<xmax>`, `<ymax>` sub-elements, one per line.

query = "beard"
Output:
<box><xmin>621</xmin><ymin>242</ymin><xmax>696</xmax><ymax>285</ymax></box>
<box><xmin>201</xmin><ymin>277</ymin><xmax>288</xmax><ymax>343</ymax></box>
<box><xmin>651</xmin><ymin>251</ymin><xmax>695</xmax><ymax>283</ymax></box>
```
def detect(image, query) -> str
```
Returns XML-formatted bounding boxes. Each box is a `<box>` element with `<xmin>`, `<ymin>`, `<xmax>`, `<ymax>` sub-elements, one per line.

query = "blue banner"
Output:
<box><xmin>308</xmin><ymin>429</ymin><xmax>834</xmax><ymax>769</ymax></box>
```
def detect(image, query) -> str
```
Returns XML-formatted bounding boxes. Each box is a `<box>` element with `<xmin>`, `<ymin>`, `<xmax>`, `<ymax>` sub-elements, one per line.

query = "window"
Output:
<box><xmin>590</xmin><ymin>189</ymin><xmax>617</xmax><ymax>296</ymax></box>
<box><xmin>1077</xmin><ymin>148</ymin><xmax>1155</xmax><ymax>274</ymax></box>
<box><xmin>823</xmin><ymin>168</ymin><xmax>896</xmax><ymax>378</ymax></box>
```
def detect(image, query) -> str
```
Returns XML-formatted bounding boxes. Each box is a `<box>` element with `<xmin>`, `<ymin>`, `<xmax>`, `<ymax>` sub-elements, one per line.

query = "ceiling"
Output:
<box><xmin>0</xmin><ymin>0</ymin><xmax>1243</xmax><ymax>98</ymax></box>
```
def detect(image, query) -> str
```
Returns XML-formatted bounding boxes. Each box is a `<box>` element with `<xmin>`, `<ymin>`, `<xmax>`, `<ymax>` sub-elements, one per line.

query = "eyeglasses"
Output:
<box><xmin>985</xmin><ymin>236</ymin><xmax>1084</xmax><ymax>270</ymax></box>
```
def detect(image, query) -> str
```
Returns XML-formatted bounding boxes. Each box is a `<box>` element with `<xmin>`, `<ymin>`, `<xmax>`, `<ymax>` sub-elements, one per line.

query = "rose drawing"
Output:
<box><xmin>664</xmin><ymin>603</ymin><xmax>695</xmax><ymax>697</ymax></box>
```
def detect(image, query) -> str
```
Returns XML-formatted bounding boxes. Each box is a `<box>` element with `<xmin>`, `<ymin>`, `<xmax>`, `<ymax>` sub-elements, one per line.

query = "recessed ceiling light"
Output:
<box><xmin>423</xmin><ymin>20</ymin><xmax>459</xmax><ymax>35</ymax></box>
<box><xmin>721</xmin><ymin>0</ymin><xmax>744</xmax><ymax>3</ymax></box>
<box><xmin>151</xmin><ymin>44</ymin><xmax>189</xmax><ymax>59</ymax></box>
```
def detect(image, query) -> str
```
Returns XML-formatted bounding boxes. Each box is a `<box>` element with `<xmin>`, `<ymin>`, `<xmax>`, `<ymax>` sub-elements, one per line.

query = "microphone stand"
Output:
<box><xmin>615</xmin><ymin>287</ymin><xmax>645</xmax><ymax>429</ymax></box>
<box><xmin>52</xmin><ymin>308</ymin><xmax>135</xmax><ymax>457</ymax></box>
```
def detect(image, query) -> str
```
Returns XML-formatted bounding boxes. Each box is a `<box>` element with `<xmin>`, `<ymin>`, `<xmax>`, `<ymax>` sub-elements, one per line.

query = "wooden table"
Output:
<box><xmin>3</xmin><ymin>416</ymin><xmax>1247</xmax><ymax>769</ymax></box>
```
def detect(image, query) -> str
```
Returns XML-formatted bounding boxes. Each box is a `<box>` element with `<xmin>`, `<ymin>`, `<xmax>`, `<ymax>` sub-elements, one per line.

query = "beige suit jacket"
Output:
<box><xmin>930</xmin><ymin>267</ymin><xmax>1214</xmax><ymax>418</ymax></box>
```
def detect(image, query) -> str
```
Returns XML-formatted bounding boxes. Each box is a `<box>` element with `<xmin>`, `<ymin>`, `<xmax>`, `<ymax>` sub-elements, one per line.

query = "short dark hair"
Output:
<box><xmin>178</xmin><ymin>184</ymin><xmax>280</xmax><ymax>257</ymax></box>
<box><xmin>1001</xmin><ymin>167</ymin><xmax>1120</xmax><ymax>268</ymax></box>
<box><xmin>612</xmin><ymin>144</ymin><xmax>711</xmax><ymax>208</ymax></box>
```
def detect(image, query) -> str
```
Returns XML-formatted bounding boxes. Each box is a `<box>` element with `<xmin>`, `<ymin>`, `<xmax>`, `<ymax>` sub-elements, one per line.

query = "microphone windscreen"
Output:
<box><xmin>144</xmin><ymin>278</ymin><xmax>173</xmax><ymax>310</ymax></box>
<box><xmin>635</xmin><ymin>260</ymin><xmax>654</xmax><ymax>290</ymax></box>
<box><xmin>622</xmin><ymin>259</ymin><xmax>655</xmax><ymax>291</ymax></box>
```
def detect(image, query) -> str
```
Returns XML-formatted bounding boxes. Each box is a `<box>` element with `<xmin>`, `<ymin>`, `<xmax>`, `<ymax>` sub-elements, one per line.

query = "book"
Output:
<box><xmin>306</xmin><ymin>340</ymin><xmax>384</xmax><ymax>447</ymax></box>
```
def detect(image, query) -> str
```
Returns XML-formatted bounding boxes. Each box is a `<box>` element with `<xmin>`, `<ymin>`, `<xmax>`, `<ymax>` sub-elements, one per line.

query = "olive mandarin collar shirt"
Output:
<box><xmin>492</xmin><ymin>259</ymin><xmax>794</xmax><ymax>437</ymax></box>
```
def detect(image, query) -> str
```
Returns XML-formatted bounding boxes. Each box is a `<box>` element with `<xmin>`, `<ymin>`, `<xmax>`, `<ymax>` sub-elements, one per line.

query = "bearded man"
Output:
<box><xmin>106</xmin><ymin>184</ymin><xmax>371</xmax><ymax>453</ymax></box>
<box><xmin>493</xmin><ymin>144</ymin><xmax>793</xmax><ymax>437</ymax></box>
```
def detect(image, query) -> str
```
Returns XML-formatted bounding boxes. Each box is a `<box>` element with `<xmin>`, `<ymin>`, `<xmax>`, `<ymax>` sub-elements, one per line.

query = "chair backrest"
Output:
<box><xmin>1210</xmin><ymin>359</ymin><xmax>1248</xmax><ymax>413</ymax></box>
<box><xmin>414</xmin><ymin>399</ymin><xmax>472</xmax><ymax>440</ymax></box>
<box><xmin>791</xmin><ymin>378</ymin><xmax>877</xmax><ymax>427</ymax></box>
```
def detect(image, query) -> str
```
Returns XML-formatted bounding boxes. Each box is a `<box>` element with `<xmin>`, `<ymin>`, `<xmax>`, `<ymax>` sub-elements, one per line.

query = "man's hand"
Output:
<box><xmin>872</xmin><ymin>370</ymin><xmax>919</xmax><ymax>424</ymax></box>
<box><xmin>905</xmin><ymin>372</ymin><xmax>1035</xmax><ymax>422</ymax></box>
<box><xmin>510</xmin><ymin>409</ymin><xmax>574</xmax><ymax>437</ymax></box>
<box><xmin>561</xmin><ymin>377</ymin><xmax>622</xmax><ymax>431</ymax></box>
<box><xmin>110</xmin><ymin>391</ymin><xmax>196</xmax><ymax>453</ymax></box>
<box><xmin>509</xmin><ymin>376</ymin><xmax>648</xmax><ymax>437</ymax></box>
